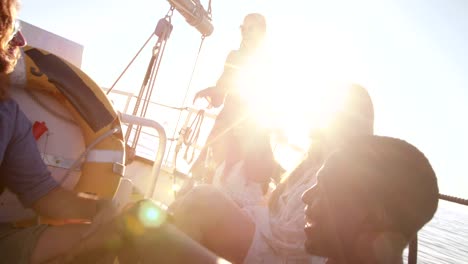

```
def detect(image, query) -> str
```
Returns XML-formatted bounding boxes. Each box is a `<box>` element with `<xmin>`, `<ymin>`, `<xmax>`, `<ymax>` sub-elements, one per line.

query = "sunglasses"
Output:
<box><xmin>240</xmin><ymin>25</ymin><xmax>257</xmax><ymax>33</ymax></box>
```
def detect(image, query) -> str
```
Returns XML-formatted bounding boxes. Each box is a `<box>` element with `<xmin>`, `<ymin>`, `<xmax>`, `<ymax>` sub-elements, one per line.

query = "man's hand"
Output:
<box><xmin>193</xmin><ymin>86</ymin><xmax>221</xmax><ymax>108</ymax></box>
<box><xmin>58</xmin><ymin>200</ymin><xmax>122</xmax><ymax>263</ymax></box>
<box><xmin>81</xmin><ymin>199</ymin><xmax>119</xmax><ymax>240</ymax></box>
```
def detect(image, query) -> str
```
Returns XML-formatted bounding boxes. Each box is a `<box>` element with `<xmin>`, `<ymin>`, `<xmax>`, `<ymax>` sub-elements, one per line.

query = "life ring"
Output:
<box><xmin>0</xmin><ymin>46</ymin><xmax>126</xmax><ymax>223</ymax></box>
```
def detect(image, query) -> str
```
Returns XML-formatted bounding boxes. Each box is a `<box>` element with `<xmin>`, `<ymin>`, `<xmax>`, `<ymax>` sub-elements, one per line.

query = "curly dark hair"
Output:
<box><xmin>338</xmin><ymin>135</ymin><xmax>439</xmax><ymax>240</ymax></box>
<box><xmin>0</xmin><ymin>0</ymin><xmax>20</xmax><ymax>100</ymax></box>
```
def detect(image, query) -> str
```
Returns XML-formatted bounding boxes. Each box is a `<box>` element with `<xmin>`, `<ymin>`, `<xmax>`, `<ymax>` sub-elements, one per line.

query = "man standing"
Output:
<box><xmin>190</xmin><ymin>13</ymin><xmax>269</xmax><ymax>180</ymax></box>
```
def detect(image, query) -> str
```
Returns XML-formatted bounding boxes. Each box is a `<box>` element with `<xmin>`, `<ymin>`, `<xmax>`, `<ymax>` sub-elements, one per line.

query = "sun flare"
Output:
<box><xmin>234</xmin><ymin>36</ymin><xmax>352</xmax><ymax>169</ymax></box>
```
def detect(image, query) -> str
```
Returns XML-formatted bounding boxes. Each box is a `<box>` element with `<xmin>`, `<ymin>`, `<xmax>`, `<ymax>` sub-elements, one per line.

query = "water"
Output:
<box><xmin>405</xmin><ymin>201</ymin><xmax>468</xmax><ymax>264</ymax></box>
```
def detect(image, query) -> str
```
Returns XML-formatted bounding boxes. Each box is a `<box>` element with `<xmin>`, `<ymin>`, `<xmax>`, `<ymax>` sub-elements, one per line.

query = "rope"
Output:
<box><xmin>115</xmin><ymin>94</ymin><xmax>188</xmax><ymax>111</ymax></box>
<box><xmin>125</xmin><ymin>8</ymin><xmax>174</xmax><ymax>147</ymax></box>
<box><xmin>171</xmin><ymin>109</ymin><xmax>205</xmax><ymax>199</ymax></box>
<box><xmin>439</xmin><ymin>194</ymin><xmax>468</xmax><ymax>206</ymax></box>
<box><xmin>207</xmin><ymin>0</ymin><xmax>212</xmax><ymax>19</ymax></box>
<box><xmin>183</xmin><ymin>109</ymin><xmax>205</xmax><ymax>163</ymax></box>
<box><xmin>166</xmin><ymin>5</ymin><xmax>175</xmax><ymax>19</ymax></box>
<box><xmin>106</xmin><ymin>33</ymin><xmax>154</xmax><ymax>95</ymax></box>
<box><xmin>165</xmin><ymin>35</ymin><xmax>207</xmax><ymax>166</ymax></box>
<box><xmin>151</xmin><ymin>101</ymin><xmax>188</xmax><ymax>111</ymax></box>
<box><xmin>59</xmin><ymin>127</ymin><xmax>121</xmax><ymax>185</ymax></box>
<box><xmin>138</xmin><ymin>17</ymin><xmax>173</xmax><ymax>121</ymax></box>
<box><xmin>133</xmin><ymin>34</ymin><xmax>170</xmax><ymax>147</ymax></box>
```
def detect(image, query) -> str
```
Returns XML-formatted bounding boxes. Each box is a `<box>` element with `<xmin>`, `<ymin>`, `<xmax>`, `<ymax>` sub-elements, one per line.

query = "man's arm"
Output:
<box><xmin>215</xmin><ymin>50</ymin><xmax>240</xmax><ymax>93</ymax></box>
<box><xmin>32</xmin><ymin>186</ymin><xmax>98</xmax><ymax>220</ymax></box>
<box><xmin>194</xmin><ymin>51</ymin><xmax>240</xmax><ymax>107</ymax></box>
<box><xmin>3</xmin><ymin>102</ymin><xmax>100</xmax><ymax>220</ymax></box>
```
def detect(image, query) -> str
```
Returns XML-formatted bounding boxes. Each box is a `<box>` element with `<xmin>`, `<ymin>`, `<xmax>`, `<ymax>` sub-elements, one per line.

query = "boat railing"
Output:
<box><xmin>118</xmin><ymin>112</ymin><xmax>167</xmax><ymax>198</ymax></box>
<box><xmin>105</xmin><ymin>88</ymin><xmax>219</xmax><ymax>175</ymax></box>
<box><xmin>105</xmin><ymin>88</ymin><xmax>308</xmax><ymax>176</ymax></box>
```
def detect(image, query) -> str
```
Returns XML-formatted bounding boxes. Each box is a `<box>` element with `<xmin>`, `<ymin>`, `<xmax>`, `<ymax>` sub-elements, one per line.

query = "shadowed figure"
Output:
<box><xmin>170</xmin><ymin>84</ymin><xmax>376</xmax><ymax>263</ymax></box>
<box><xmin>302</xmin><ymin>136</ymin><xmax>439</xmax><ymax>264</ymax></box>
<box><xmin>190</xmin><ymin>13</ymin><xmax>268</xmax><ymax>181</ymax></box>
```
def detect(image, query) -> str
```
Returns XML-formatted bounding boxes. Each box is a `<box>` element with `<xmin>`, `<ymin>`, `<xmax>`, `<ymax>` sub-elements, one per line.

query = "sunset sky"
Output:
<box><xmin>19</xmin><ymin>0</ymin><xmax>468</xmax><ymax>198</ymax></box>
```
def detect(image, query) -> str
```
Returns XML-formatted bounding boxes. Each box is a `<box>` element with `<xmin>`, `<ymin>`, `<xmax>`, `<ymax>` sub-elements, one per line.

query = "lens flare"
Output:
<box><xmin>172</xmin><ymin>184</ymin><xmax>181</xmax><ymax>192</ymax></box>
<box><xmin>145</xmin><ymin>207</ymin><xmax>159</xmax><ymax>221</ymax></box>
<box><xmin>217</xmin><ymin>258</ymin><xmax>231</xmax><ymax>264</ymax></box>
<box><xmin>137</xmin><ymin>200</ymin><xmax>167</xmax><ymax>228</ymax></box>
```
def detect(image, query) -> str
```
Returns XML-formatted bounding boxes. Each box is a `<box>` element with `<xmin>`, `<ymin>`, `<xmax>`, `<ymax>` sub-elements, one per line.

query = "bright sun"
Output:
<box><xmin>234</xmin><ymin>34</ymin><xmax>351</xmax><ymax>170</ymax></box>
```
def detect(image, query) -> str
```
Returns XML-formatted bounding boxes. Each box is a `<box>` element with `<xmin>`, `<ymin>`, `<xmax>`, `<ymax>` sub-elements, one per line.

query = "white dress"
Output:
<box><xmin>242</xmin><ymin>166</ymin><xmax>327</xmax><ymax>264</ymax></box>
<box><xmin>212</xmin><ymin>160</ymin><xmax>266</xmax><ymax>207</ymax></box>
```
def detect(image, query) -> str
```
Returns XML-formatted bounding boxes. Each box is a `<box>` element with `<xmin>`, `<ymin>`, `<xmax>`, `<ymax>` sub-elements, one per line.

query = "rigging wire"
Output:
<box><xmin>207</xmin><ymin>0</ymin><xmax>212</xmax><ymax>19</ymax></box>
<box><xmin>439</xmin><ymin>193</ymin><xmax>468</xmax><ymax>206</ymax></box>
<box><xmin>107</xmin><ymin>1</ymin><xmax>213</xmax><ymax>173</ymax></box>
<box><xmin>167</xmin><ymin>0</ymin><xmax>213</xmax><ymax>197</ymax></box>
<box><xmin>106</xmin><ymin>33</ymin><xmax>154</xmax><ymax>95</ymax></box>
<box><xmin>182</xmin><ymin>109</ymin><xmax>205</xmax><ymax>163</ymax></box>
<box><xmin>163</xmin><ymin>0</ymin><xmax>213</xmax><ymax>168</ymax></box>
<box><xmin>132</xmin><ymin>34</ymin><xmax>171</xmax><ymax>148</ymax></box>
<box><xmin>163</xmin><ymin>34</ymin><xmax>207</xmax><ymax>167</ymax></box>
<box><xmin>125</xmin><ymin>6</ymin><xmax>175</xmax><ymax>147</ymax></box>
<box><xmin>107</xmin><ymin>5</ymin><xmax>176</xmax><ymax>96</ymax></box>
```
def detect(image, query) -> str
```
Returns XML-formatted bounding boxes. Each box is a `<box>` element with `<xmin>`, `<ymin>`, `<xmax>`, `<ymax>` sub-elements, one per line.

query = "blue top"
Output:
<box><xmin>0</xmin><ymin>99</ymin><xmax>58</xmax><ymax>208</ymax></box>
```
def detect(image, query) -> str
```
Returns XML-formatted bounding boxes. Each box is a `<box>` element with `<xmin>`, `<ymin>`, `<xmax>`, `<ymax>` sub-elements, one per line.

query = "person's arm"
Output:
<box><xmin>2</xmin><ymin>101</ymin><xmax>100</xmax><ymax>220</ymax></box>
<box><xmin>32</xmin><ymin>186</ymin><xmax>98</xmax><ymax>220</ymax></box>
<box><xmin>194</xmin><ymin>51</ymin><xmax>240</xmax><ymax>107</ymax></box>
<box><xmin>214</xmin><ymin>50</ymin><xmax>240</xmax><ymax>96</ymax></box>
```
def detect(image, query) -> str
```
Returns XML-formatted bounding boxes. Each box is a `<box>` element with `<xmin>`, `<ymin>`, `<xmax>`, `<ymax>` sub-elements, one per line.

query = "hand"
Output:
<box><xmin>193</xmin><ymin>87</ymin><xmax>215</xmax><ymax>105</ymax></box>
<box><xmin>60</xmin><ymin>200</ymin><xmax>121</xmax><ymax>263</ymax></box>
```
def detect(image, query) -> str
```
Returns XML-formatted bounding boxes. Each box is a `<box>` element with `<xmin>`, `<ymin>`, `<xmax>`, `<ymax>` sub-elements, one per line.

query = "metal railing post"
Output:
<box><xmin>118</xmin><ymin>112</ymin><xmax>167</xmax><ymax>199</ymax></box>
